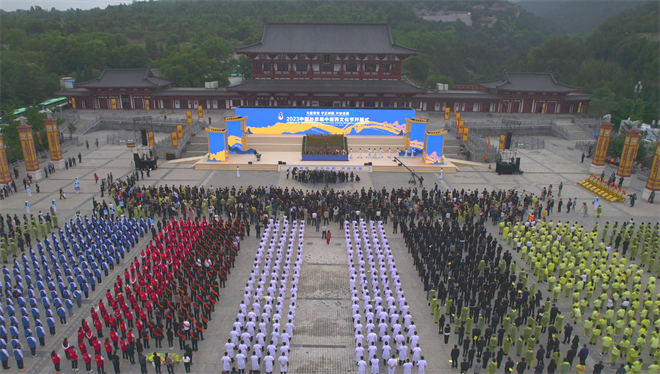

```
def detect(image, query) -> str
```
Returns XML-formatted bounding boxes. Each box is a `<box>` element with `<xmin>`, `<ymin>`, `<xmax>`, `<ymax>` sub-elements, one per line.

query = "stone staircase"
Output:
<box><xmin>182</xmin><ymin>130</ymin><xmax>208</xmax><ymax>158</ymax></box>
<box><xmin>553</xmin><ymin>118</ymin><xmax>595</xmax><ymax>141</ymax></box>
<box><xmin>443</xmin><ymin>135</ymin><xmax>462</xmax><ymax>158</ymax></box>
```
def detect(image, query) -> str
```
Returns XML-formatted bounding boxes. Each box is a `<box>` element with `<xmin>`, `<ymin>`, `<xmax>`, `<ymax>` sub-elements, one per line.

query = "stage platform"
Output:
<box><xmin>246</xmin><ymin>134</ymin><xmax>405</xmax><ymax>152</ymax></box>
<box><xmin>170</xmin><ymin>151</ymin><xmax>484</xmax><ymax>173</ymax></box>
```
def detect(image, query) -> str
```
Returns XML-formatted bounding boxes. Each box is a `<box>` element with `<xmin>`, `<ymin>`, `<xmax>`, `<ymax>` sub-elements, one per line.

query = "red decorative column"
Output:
<box><xmin>642</xmin><ymin>141</ymin><xmax>660</xmax><ymax>200</ymax></box>
<box><xmin>0</xmin><ymin>134</ymin><xmax>12</xmax><ymax>185</ymax></box>
<box><xmin>615</xmin><ymin>129</ymin><xmax>642</xmax><ymax>187</ymax></box>
<box><xmin>17</xmin><ymin>122</ymin><xmax>43</xmax><ymax>180</ymax></box>
<box><xmin>589</xmin><ymin>122</ymin><xmax>614</xmax><ymax>174</ymax></box>
<box><xmin>44</xmin><ymin>115</ymin><xmax>66</xmax><ymax>169</ymax></box>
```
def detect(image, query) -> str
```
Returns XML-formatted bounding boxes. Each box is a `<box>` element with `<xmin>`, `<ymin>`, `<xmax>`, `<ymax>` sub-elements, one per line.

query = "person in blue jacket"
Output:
<box><xmin>73</xmin><ymin>288</ymin><xmax>82</xmax><ymax>308</ymax></box>
<box><xmin>46</xmin><ymin>315</ymin><xmax>56</xmax><ymax>335</ymax></box>
<box><xmin>13</xmin><ymin>347</ymin><xmax>24</xmax><ymax>369</ymax></box>
<box><xmin>57</xmin><ymin>306</ymin><xmax>66</xmax><ymax>325</ymax></box>
<box><xmin>0</xmin><ymin>346</ymin><xmax>9</xmax><ymax>369</ymax></box>
<box><xmin>26</xmin><ymin>333</ymin><xmax>36</xmax><ymax>356</ymax></box>
<box><xmin>35</xmin><ymin>320</ymin><xmax>46</xmax><ymax>346</ymax></box>
<box><xmin>65</xmin><ymin>298</ymin><xmax>74</xmax><ymax>317</ymax></box>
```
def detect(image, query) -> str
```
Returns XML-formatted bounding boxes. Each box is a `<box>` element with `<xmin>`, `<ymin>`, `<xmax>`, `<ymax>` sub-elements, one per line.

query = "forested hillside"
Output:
<box><xmin>505</xmin><ymin>1</ymin><xmax>659</xmax><ymax>125</ymax></box>
<box><xmin>519</xmin><ymin>0</ymin><xmax>644</xmax><ymax>36</ymax></box>
<box><xmin>0</xmin><ymin>1</ymin><xmax>556</xmax><ymax>108</ymax></box>
<box><xmin>0</xmin><ymin>0</ymin><xmax>657</xmax><ymax>125</ymax></box>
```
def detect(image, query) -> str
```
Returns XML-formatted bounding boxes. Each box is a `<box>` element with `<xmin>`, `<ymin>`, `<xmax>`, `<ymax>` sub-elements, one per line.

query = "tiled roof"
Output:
<box><xmin>235</xmin><ymin>21</ymin><xmax>418</xmax><ymax>55</ymax></box>
<box><xmin>478</xmin><ymin>72</ymin><xmax>580</xmax><ymax>93</ymax></box>
<box><xmin>76</xmin><ymin>68</ymin><xmax>174</xmax><ymax>88</ymax></box>
<box><xmin>226</xmin><ymin>78</ymin><xmax>426</xmax><ymax>94</ymax></box>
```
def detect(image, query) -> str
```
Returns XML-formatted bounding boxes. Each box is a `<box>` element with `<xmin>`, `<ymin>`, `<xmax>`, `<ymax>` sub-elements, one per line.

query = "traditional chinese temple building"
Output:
<box><xmin>57</xmin><ymin>21</ymin><xmax>590</xmax><ymax>114</ymax></box>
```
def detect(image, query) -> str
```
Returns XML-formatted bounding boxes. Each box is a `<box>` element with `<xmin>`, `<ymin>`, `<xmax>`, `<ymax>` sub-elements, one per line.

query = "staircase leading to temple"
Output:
<box><xmin>182</xmin><ymin>130</ymin><xmax>208</xmax><ymax>158</ymax></box>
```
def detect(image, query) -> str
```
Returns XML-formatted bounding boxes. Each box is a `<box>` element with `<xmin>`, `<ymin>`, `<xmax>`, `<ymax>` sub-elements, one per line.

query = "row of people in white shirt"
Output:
<box><xmin>222</xmin><ymin>220</ymin><xmax>304</xmax><ymax>373</ymax></box>
<box><xmin>346</xmin><ymin>221</ymin><xmax>428</xmax><ymax>374</ymax></box>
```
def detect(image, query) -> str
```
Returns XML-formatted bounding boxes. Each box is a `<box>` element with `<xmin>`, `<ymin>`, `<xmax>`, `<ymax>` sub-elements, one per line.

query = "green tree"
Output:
<box><xmin>202</xmin><ymin>37</ymin><xmax>233</xmax><ymax>63</ymax></box>
<box><xmin>236</xmin><ymin>55</ymin><xmax>253</xmax><ymax>79</ymax></box>
<box><xmin>159</xmin><ymin>47</ymin><xmax>224</xmax><ymax>87</ymax></box>
<box><xmin>107</xmin><ymin>44</ymin><xmax>150</xmax><ymax>69</ymax></box>
<box><xmin>402</xmin><ymin>56</ymin><xmax>433</xmax><ymax>83</ymax></box>
<box><xmin>588</xmin><ymin>87</ymin><xmax>618</xmax><ymax>118</ymax></box>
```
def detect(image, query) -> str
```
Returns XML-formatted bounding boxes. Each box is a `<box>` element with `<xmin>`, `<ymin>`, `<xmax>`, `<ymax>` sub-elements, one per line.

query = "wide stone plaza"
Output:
<box><xmin>1</xmin><ymin>109</ymin><xmax>657</xmax><ymax>374</ymax></box>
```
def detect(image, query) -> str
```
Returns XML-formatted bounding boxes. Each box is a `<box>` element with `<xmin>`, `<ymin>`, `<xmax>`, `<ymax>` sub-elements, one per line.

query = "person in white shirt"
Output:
<box><xmin>278</xmin><ymin>353</ymin><xmax>289</xmax><ymax>373</ymax></box>
<box><xmin>387</xmin><ymin>357</ymin><xmax>398</xmax><ymax>374</ymax></box>
<box><xmin>417</xmin><ymin>356</ymin><xmax>427</xmax><ymax>374</ymax></box>
<box><xmin>221</xmin><ymin>353</ymin><xmax>232</xmax><ymax>373</ymax></box>
<box><xmin>355</xmin><ymin>343</ymin><xmax>365</xmax><ymax>362</ymax></box>
<box><xmin>412</xmin><ymin>344</ymin><xmax>422</xmax><ymax>364</ymax></box>
<box><xmin>370</xmin><ymin>357</ymin><xmax>380</xmax><ymax>373</ymax></box>
<box><xmin>381</xmin><ymin>341</ymin><xmax>391</xmax><ymax>366</ymax></box>
<box><xmin>225</xmin><ymin>340</ymin><xmax>236</xmax><ymax>359</ymax></box>
<box><xmin>357</xmin><ymin>357</ymin><xmax>368</xmax><ymax>374</ymax></box>
<box><xmin>398</xmin><ymin>344</ymin><xmax>408</xmax><ymax>363</ymax></box>
<box><xmin>263</xmin><ymin>354</ymin><xmax>275</xmax><ymax>374</ymax></box>
<box><xmin>235</xmin><ymin>352</ymin><xmax>246</xmax><ymax>372</ymax></box>
<box><xmin>250</xmin><ymin>353</ymin><xmax>259</xmax><ymax>373</ymax></box>
<box><xmin>402</xmin><ymin>358</ymin><xmax>414</xmax><ymax>374</ymax></box>
<box><xmin>367</xmin><ymin>342</ymin><xmax>378</xmax><ymax>360</ymax></box>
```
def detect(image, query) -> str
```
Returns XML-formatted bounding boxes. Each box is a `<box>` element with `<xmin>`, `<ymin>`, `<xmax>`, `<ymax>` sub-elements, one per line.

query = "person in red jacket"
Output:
<box><xmin>94</xmin><ymin>319</ymin><xmax>104</xmax><ymax>338</ymax></box>
<box><xmin>68</xmin><ymin>347</ymin><xmax>79</xmax><ymax>372</ymax></box>
<box><xmin>104</xmin><ymin>339</ymin><xmax>113</xmax><ymax>360</ymax></box>
<box><xmin>51</xmin><ymin>350</ymin><xmax>61</xmax><ymax>372</ymax></box>
<box><xmin>92</xmin><ymin>338</ymin><xmax>101</xmax><ymax>355</ymax></box>
<box><xmin>78</xmin><ymin>341</ymin><xmax>88</xmax><ymax>354</ymax></box>
<box><xmin>110</xmin><ymin>331</ymin><xmax>119</xmax><ymax>350</ymax></box>
<box><xmin>326</xmin><ymin>229</ymin><xmax>332</xmax><ymax>245</ymax></box>
<box><xmin>94</xmin><ymin>353</ymin><xmax>105</xmax><ymax>374</ymax></box>
<box><xmin>78</xmin><ymin>328</ymin><xmax>86</xmax><ymax>344</ymax></box>
<box><xmin>119</xmin><ymin>340</ymin><xmax>127</xmax><ymax>360</ymax></box>
<box><xmin>82</xmin><ymin>352</ymin><xmax>92</xmax><ymax>372</ymax></box>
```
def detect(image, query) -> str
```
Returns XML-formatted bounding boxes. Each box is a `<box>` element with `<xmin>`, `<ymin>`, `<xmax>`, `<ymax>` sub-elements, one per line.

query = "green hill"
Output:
<box><xmin>504</xmin><ymin>1</ymin><xmax>659</xmax><ymax>124</ymax></box>
<box><xmin>519</xmin><ymin>0</ymin><xmax>644</xmax><ymax>36</ymax></box>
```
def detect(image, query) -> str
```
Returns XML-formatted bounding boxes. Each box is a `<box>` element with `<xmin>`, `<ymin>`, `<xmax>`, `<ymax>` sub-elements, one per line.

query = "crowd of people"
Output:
<box><xmin>347</xmin><ymin>220</ymin><xmax>428</xmax><ymax>374</ymax></box>
<box><xmin>289</xmin><ymin>168</ymin><xmax>360</xmax><ymax>184</ymax></box>
<box><xmin>222</xmin><ymin>218</ymin><xmax>303</xmax><ymax>373</ymax></box>
<box><xmin>2</xmin><ymin>167</ymin><xmax>657</xmax><ymax>373</ymax></box>
<box><xmin>397</xmin><ymin>186</ymin><xmax>659</xmax><ymax>374</ymax></box>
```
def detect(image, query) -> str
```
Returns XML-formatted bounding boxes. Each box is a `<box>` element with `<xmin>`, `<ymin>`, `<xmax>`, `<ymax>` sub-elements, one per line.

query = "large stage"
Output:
<box><xmin>171</xmin><ymin>151</ymin><xmax>484</xmax><ymax>173</ymax></box>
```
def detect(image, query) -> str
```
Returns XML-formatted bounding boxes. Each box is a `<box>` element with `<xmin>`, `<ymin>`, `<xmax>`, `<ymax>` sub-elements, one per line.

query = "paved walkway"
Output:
<box><xmin>0</xmin><ymin>123</ymin><xmax>656</xmax><ymax>374</ymax></box>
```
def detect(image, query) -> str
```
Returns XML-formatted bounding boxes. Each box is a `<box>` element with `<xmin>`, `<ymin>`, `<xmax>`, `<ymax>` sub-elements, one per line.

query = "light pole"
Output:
<box><xmin>630</xmin><ymin>81</ymin><xmax>642</xmax><ymax>119</ymax></box>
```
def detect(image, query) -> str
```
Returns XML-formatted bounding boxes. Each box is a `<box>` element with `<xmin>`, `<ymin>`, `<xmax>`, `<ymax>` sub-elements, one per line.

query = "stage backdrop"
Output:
<box><xmin>207</xmin><ymin>127</ymin><xmax>228</xmax><ymax>162</ymax></box>
<box><xmin>423</xmin><ymin>130</ymin><xmax>447</xmax><ymax>164</ymax></box>
<box><xmin>228</xmin><ymin>108</ymin><xmax>421</xmax><ymax>152</ymax></box>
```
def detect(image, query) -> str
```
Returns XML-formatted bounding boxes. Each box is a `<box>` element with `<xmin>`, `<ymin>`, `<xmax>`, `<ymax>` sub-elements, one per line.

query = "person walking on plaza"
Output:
<box><xmin>75</xmin><ymin>177</ymin><xmax>81</xmax><ymax>193</ymax></box>
<box><xmin>326</xmin><ymin>230</ymin><xmax>331</xmax><ymax>245</ymax></box>
<box><xmin>236</xmin><ymin>166</ymin><xmax>240</xmax><ymax>178</ymax></box>
<box><xmin>25</xmin><ymin>201</ymin><xmax>30</xmax><ymax>214</ymax></box>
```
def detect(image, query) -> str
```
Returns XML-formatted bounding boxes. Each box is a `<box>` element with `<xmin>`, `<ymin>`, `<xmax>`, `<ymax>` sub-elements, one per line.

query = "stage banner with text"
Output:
<box><xmin>458</xmin><ymin>120</ymin><xmax>465</xmax><ymax>135</ymax></box>
<box><xmin>186</xmin><ymin>111</ymin><xmax>193</xmax><ymax>124</ymax></box>
<box><xmin>444</xmin><ymin>107</ymin><xmax>450</xmax><ymax>120</ymax></box>
<box><xmin>111</xmin><ymin>99</ymin><xmax>117</xmax><ymax>110</ymax></box>
<box><xmin>171</xmin><ymin>132</ymin><xmax>178</xmax><ymax>147</ymax></box>
<box><xmin>229</xmin><ymin>108</ymin><xmax>417</xmax><ymax>152</ymax></box>
<box><xmin>177</xmin><ymin>124</ymin><xmax>184</xmax><ymax>139</ymax></box>
<box><xmin>499</xmin><ymin>135</ymin><xmax>507</xmax><ymax>150</ymax></box>
<box><xmin>197</xmin><ymin>105</ymin><xmax>203</xmax><ymax>119</ymax></box>
<box><xmin>146</xmin><ymin>99</ymin><xmax>150</xmax><ymax>111</ymax></box>
<box><xmin>147</xmin><ymin>131</ymin><xmax>155</xmax><ymax>147</ymax></box>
